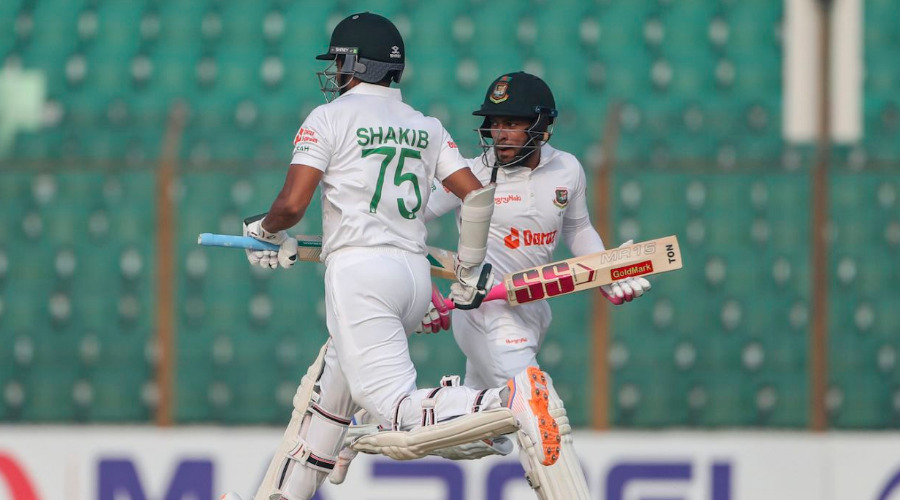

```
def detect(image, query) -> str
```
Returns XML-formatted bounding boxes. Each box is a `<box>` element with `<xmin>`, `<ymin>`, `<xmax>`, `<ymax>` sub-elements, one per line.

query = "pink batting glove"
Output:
<box><xmin>415</xmin><ymin>284</ymin><xmax>452</xmax><ymax>334</ymax></box>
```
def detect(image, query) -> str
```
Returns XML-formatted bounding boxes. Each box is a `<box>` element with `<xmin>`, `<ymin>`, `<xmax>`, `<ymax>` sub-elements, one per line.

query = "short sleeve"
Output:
<box><xmin>433</xmin><ymin>125</ymin><xmax>468</xmax><ymax>181</ymax></box>
<box><xmin>290</xmin><ymin>106</ymin><xmax>333</xmax><ymax>171</ymax></box>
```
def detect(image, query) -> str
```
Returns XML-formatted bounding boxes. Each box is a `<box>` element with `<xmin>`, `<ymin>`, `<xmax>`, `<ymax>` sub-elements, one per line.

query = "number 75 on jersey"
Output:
<box><xmin>503</xmin><ymin>235</ymin><xmax>683</xmax><ymax>306</ymax></box>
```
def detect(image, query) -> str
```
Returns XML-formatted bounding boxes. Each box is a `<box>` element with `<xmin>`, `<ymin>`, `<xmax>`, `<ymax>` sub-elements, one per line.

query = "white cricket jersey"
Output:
<box><xmin>290</xmin><ymin>83</ymin><xmax>467</xmax><ymax>259</ymax></box>
<box><xmin>425</xmin><ymin>144</ymin><xmax>599</xmax><ymax>276</ymax></box>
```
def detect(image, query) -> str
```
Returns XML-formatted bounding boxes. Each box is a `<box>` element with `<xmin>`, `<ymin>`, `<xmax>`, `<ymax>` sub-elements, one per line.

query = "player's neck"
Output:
<box><xmin>524</xmin><ymin>149</ymin><xmax>541</xmax><ymax>170</ymax></box>
<box><xmin>345</xmin><ymin>78</ymin><xmax>391</xmax><ymax>91</ymax></box>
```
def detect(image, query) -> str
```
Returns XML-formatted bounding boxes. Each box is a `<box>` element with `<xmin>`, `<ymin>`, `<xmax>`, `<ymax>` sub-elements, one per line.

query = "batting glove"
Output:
<box><xmin>242</xmin><ymin>213</ymin><xmax>298</xmax><ymax>269</ymax></box>
<box><xmin>415</xmin><ymin>284</ymin><xmax>451</xmax><ymax>334</ymax></box>
<box><xmin>450</xmin><ymin>258</ymin><xmax>494</xmax><ymax>310</ymax></box>
<box><xmin>600</xmin><ymin>240</ymin><xmax>652</xmax><ymax>305</ymax></box>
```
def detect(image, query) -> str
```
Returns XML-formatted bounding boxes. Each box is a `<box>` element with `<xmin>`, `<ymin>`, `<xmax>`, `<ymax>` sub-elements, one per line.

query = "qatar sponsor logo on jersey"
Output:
<box><xmin>503</xmin><ymin>226</ymin><xmax>558</xmax><ymax>249</ymax></box>
<box><xmin>293</xmin><ymin>127</ymin><xmax>318</xmax><ymax>144</ymax></box>
<box><xmin>495</xmin><ymin>194</ymin><xmax>522</xmax><ymax>205</ymax></box>
<box><xmin>554</xmin><ymin>187</ymin><xmax>569</xmax><ymax>208</ymax></box>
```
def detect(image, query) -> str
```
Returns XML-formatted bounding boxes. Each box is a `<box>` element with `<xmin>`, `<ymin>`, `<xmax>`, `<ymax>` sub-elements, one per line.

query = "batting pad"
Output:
<box><xmin>517</xmin><ymin>381</ymin><xmax>590</xmax><ymax>500</ymax></box>
<box><xmin>349</xmin><ymin>407</ymin><xmax>518</xmax><ymax>460</ymax></box>
<box><xmin>430</xmin><ymin>434</ymin><xmax>514</xmax><ymax>460</ymax></box>
<box><xmin>254</xmin><ymin>343</ymin><xmax>328</xmax><ymax>500</ymax></box>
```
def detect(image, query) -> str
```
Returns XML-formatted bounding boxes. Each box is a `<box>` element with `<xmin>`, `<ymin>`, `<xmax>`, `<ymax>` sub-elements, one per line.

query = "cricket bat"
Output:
<box><xmin>197</xmin><ymin>233</ymin><xmax>457</xmax><ymax>280</ymax></box>
<box><xmin>497</xmin><ymin>234</ymin><xmax>682</xmax><ymax>306</ymax></box>
<box><xmin>437</xmin><ymin>235</ymin><xmax>683</xmax><ymax>310</ymax></box>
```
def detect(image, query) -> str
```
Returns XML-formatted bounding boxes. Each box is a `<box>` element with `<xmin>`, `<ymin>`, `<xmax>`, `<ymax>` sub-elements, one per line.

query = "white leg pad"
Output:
<box><xmin>350</xmin><ymin>407</ymin><xmax>518</xmax><ymax>461</ymax></box>
<box><xmin>430</xmin><ymin>434</ymin><xmax>515</xmax><ymax>460</ymax></box>
<box><xmin>516</xmin><ymin>378</ymin><xmax>590</xmax><ymax>500</ymax></box>
<box><xmin>254</xmin><ymin>344</ymin><xmax>328</xmax><ymax>500</ymax></box>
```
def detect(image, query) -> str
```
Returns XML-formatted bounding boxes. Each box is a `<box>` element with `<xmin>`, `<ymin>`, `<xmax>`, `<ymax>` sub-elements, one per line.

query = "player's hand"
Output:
<box><xmin>600</xmin><ymin>240</ymin><xmax>652</xmax><ymax>305</ymax></box>
<box><xmin>451</xmin><ymin>258</ymin><xmax>494</xmax><ymax>310</ymax></box>
<box><xmin>242</xmin><ymin>213</ymin><xmax>298</xmax><ymax>269</ymax></box>
<box><xmin>415</xmin><ymin>284</ymin><xmax>451</xmax><ymax>334</ymax></box>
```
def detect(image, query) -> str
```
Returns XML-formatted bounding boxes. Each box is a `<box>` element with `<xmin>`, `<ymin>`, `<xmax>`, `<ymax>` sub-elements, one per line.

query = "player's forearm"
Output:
<box><xmin>562</xmin><ymin>215</ymin><xmax>605</xmax><ymax>256</ymax></box>
<box><xmin>261</xmin><ymin>164</ymin><xmax>323</xmax><ymax>232</ymax></box>
<box><xmin>261</xmin><ymin>198</ymin><xmax>306</xmax><ymax>232</ymax></box>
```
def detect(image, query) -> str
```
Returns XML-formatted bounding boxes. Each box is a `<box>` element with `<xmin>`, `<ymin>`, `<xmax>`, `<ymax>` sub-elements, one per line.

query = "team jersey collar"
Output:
<box><xmin>533</xmin><ymin>143</ymin><xmax>559</xmax><ymax>170</ymax></box>
<box><xmin>341</xmin><ymin>82</ymin><xmax>402</xmax><ymax>101</ymax></box>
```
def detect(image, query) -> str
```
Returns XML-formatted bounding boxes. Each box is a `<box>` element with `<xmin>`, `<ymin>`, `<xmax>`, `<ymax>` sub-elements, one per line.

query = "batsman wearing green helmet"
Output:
<box><xmin>420</xmin><ymin>72</ymin><xmax>653</xmax><ymax>499</ymax></box>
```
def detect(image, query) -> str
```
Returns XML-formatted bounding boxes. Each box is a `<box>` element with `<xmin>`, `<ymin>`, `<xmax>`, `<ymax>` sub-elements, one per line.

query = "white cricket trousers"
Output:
<box><xmin>320</xmin><ymin>246</ymin><xmax>431</xmax><ymax>422</ymax></box>
<box><xmin>452</xmin><ymin>299</ymin><xmax>552</xmax><ymax>389</ymax></box>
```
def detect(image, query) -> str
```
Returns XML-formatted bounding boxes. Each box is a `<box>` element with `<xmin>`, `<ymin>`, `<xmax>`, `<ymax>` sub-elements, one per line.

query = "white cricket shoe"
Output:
<box><xmin>506</xmin><ymin>366</ymin><xmax>561</xmax><ymax>466</ymax></box>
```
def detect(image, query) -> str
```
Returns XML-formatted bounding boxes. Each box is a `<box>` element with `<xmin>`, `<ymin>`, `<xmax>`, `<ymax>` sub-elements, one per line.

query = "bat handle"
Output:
<box><xmin>431</xmin><ymin>284</ymin><xmax>451</xmax><ymax>330</ymax></box>
<box><xmin>442</xmin><ymin>283</ymin><xmax>507</xmax><ymax>311</ymax></box>
<box><xmin>197</xmin><ymin>233</ymin><xmax>279</xmax><ymax>251</ymax></box>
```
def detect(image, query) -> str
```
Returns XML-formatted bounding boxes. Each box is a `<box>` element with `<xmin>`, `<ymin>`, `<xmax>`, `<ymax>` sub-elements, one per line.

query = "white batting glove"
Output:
<box><xmin>415</xmin><ymin>284</ymin><xmax>451</xmax><ymax>334</ymax></box>
<box><xmin>242</xmin><ymin>213</ymin><xmax>298</xmax><ymax>269</ymax></box>
<box><xmin>600</xmin><ymin>240</ymin><xmax>652</xmax><ymax>305</ymax></box>
<box><xmin>450</xmin><ymin>258</ymin><xmax>494</xmax><ymax>310</ymax></box>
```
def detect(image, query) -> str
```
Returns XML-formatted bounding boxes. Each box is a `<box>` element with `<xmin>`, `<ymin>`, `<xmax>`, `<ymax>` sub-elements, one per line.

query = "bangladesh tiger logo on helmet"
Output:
<box><xmin>489</xmin><ymin>75</ymin><xmax>512</xmax><ymax>103</ymax></box>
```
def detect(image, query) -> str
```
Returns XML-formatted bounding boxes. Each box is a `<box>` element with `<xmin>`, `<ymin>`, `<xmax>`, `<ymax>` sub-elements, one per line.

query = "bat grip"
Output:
<box><xmin>197</xmin><ymin>233</ymin><xmax>279</xmax><ymax>251</ymax></box>
<box><xmin>431</xmin><ymin>284</ymin><xmax>451</xmax><ymax>330</ymax></box>
<box><xmin>442</xmin><ymin>283</ymin><xmax>506</xmax><ymax>311</ymax></box>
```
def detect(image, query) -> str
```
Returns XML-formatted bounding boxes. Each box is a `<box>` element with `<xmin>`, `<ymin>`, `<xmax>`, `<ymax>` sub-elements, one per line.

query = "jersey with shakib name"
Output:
<box><xmin>424</xmin><ymin>144</ymin><xmax>597</xmax><ymax>277</ymax></box>
<box><xmin>291</xmin><ymin>83</ymin><xmax>466</xmax><ymax>259</ymax></box>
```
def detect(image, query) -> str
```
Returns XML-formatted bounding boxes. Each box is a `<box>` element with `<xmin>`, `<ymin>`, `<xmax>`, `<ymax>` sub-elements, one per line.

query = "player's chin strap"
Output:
<box><xmin>516</xmin><ymin>373</ymin><xmax>591</xmax><ymax>500</ymax></box>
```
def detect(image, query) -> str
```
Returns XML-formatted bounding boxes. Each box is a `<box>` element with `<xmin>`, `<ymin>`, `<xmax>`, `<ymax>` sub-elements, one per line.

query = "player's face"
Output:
<box><xmin>489</xmin><ymin>117</ymin><xmax>531</xmax><ymax>164</ymax></box>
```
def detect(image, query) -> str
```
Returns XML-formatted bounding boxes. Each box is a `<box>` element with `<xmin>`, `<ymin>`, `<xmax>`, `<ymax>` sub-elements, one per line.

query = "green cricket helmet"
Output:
<box><xmin>316</xmin><ymin>12</ymin><xmax>405</xmax><ymax>101</ymax></box>
<box><xmin>473</xmin><ymin>72</ymin><xmax>558</xmax><ymax>167</ymax></box>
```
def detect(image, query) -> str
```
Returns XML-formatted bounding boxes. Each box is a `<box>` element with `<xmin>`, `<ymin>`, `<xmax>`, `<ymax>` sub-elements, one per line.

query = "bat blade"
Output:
<box><xmin>424</xmin><ymin>246</ymin><xmax>457</xmax><ymax>280</ymax></box>
<box><xmin>502</xmin><ymin>235</ymin><xmax>683</xmax><ymax>306</ymax></box>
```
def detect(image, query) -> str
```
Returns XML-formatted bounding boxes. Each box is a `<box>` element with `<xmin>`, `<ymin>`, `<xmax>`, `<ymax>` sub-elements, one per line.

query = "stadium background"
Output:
<box><xmin>0</xmin><ymin>0</ymin><xmax>898</xmax><ymax>498</ymax></box>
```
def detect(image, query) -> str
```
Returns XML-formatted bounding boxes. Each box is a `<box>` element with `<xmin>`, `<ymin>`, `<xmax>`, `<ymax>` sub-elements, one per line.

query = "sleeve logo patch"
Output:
<box><xmin>294</xmin><ymin>128</ymin><xmax>318</xmax><ymax>145</ymax></box>
<box><xmin>553</xmin><ymin>187</ymin><xmax>569</xmax><ymax>208</ymax></box>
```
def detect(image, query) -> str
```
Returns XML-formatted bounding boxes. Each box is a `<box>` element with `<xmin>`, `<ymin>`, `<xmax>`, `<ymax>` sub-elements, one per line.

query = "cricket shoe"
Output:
<box><xmin>507</xmin><ymin>366</ymin><xmax>561</xmax><ymax>466</ymax></box>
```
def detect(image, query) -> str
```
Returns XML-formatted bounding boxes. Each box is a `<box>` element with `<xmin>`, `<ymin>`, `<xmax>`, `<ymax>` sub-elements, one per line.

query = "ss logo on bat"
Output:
<box><xmin>509</xmin><ymin>263</ymin><xmax>576</xmax><ymax>304</ymax></box>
